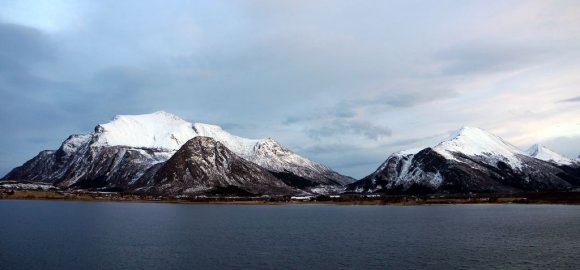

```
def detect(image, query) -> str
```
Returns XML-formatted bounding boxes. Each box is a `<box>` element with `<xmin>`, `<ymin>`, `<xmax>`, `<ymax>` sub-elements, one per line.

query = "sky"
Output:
<box><xmin>1</xmin><ymin>0</ymin><xmax>580</xmax><ymax>178</ymax></box>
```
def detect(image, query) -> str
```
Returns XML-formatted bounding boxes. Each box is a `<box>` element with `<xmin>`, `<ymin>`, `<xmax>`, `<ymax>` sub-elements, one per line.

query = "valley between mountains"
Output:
<box><xmin>2</xmin><ymin>111</ymin><xmax>579</xmax><ymax>196</ymax></box>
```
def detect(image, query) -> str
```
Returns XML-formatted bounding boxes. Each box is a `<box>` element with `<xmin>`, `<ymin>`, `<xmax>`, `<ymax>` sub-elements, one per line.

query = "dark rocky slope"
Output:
<box><xmin>132</xmin><ymin>137</ymin><xmax>296</xmax><ymax>195</ymax></box>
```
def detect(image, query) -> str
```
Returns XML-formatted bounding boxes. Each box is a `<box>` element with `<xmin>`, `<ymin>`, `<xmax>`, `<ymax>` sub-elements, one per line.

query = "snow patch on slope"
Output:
<box><xmin>61</xmin><ymin>134</ymin><xmax>92</xmax><ymax>154</ymax></box>
<box><xmin>368</xmin><ymin>149</ymin><xmax>443</xmax><ymax>191</ymax></box>
<box><xmin>375</xmin><ymin>149</ymin><xmax>420</xmax><ymax>173</ymax></box>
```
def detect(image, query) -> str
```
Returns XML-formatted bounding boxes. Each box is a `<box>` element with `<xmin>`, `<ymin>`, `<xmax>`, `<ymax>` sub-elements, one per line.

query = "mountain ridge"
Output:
<box><xmin>347</xmin><ymin>127</ymin><xmax>579</xmax><ymax>194</ymax></box>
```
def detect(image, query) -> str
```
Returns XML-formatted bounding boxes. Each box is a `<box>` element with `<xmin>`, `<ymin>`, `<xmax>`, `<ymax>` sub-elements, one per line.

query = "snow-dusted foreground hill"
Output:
<box><xmin>347</xmin><ymin>127</ymin><xmax>580</xmax><ymax>194</ymax></box>
<box><xmin>2</xmin><ymin>111</ymin><xmax>353</xmax><ymax>195</ymax></box>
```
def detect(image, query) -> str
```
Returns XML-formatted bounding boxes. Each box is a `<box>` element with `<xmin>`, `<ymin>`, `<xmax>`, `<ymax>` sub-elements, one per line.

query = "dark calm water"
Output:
<box><xmin>1</xmin><ymin>201</ymin><xmax>579</xmax><ymax>270</ymax></box>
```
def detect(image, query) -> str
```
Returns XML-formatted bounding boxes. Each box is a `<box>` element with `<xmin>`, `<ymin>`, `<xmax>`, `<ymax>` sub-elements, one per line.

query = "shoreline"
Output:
<box><xmin>2</xmin><ymin>190</ymin><xmax>580</xmax><ymax>206</ymax></box>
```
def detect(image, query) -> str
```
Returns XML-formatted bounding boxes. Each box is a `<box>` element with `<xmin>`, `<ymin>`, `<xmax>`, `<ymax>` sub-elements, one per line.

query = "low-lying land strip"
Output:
<box><xmin>1</xmin><ymin>187</ymin><xmax>579</xmax><ymax>205</ymax></box>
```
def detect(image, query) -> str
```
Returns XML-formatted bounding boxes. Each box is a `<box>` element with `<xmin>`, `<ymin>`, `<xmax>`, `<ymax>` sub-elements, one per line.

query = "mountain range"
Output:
<box><xmin>3</xmin><ymin>111</ymin><xmax>353</xmax><ymax>195</ymax></box>
<box><xmin>3</xmin><ymin>112</ymin><xmax>579</xmax><ymax>195</ymax></box>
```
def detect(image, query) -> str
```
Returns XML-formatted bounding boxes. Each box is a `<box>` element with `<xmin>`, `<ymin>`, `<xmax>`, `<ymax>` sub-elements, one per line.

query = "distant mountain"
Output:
<box><xmin>525</xmin><ymin>144</ymin><xmax>577</xmax><ymax>166</ymax></box>
<box><xmin>524</xmin><ymin>144</ymin><xmax>580</xmax><ymax>187</ymax></box>
<box><xmin>3</xmin><ymin>111</ymin><xmax>353</xmax><ymax>194</ymax></box>
<box><xmin>347</xmin><ymin>127</ymin><xmax>580</xmax><ymax>194</ymax></box>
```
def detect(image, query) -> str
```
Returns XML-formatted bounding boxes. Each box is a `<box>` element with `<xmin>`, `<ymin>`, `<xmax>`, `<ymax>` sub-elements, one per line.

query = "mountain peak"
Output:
<box><xmin>434</xmin><ymin>126</ymin><xmax>524</xmax><ymax>169</ymax></box>
<box><xmin>451</xmin><ymin>126</ymin><xmax>492</xmax><ymax>139</ymax></box>
<box><xmin>94</xmin><ymin>111</ymin><xmax>196</xmax><ymax>150</ymax></box>
<box><xmin>526</xmin><ymin>144</ymin><xmax>573</xmax><ymax>165</ymax></box>
<box><xmin>94</xmin><ymin>112</ymin><xmax>264</xmax><ymax>153</ymax></box>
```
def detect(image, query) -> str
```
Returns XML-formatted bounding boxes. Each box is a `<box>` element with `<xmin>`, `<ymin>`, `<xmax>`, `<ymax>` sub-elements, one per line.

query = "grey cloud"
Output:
<box><xmin>284</xmin><ymin>115</ymin><xmax>316</xmax><ymax>125</ymax></box>
<box><xmin>333</xmin><ymin>102</ymin><xmax>357</xmax><ymax>118</ymax></box>
<box><xmin>0</xmin><ymin>23</ymin><xmax>54</xmax><ymax>63</ymax></box>
<box><xmin>558</xmin><ymin>96</ymin><xmax>580</xmax><ymax>103</ymax></box>
<box><xmin>297</xmin><ymin>143</ymin><xmax>387</xmax><ymax>178</ymax></box>
<box><xmin>0</xmin><ymin>23</ymin><xmax>56</xmax><ymax>89</ymax></box>
<box><xmin>91</xmin><ymin>67</ymin><xmax>153</xmax><ymax>90</ymax></box>
<box><xmin>284</xmin><ymin>102</ymin><xmax>356</xmax><ymax>125</ymax></box>
<box><xmin>365</xmin><ymin>88</ymin><xmax>458</xmax><ymax>108</ymax></box>
<box><xmin>300</xmin><ymin>143</ymin><xmax>368</xmax><ymax>155</ymax></box>
<box><xmin>283</xmin><ymin>85</ymin><xmax>456</xmax><ymax>148</ymax></box>
<box><xmin>379</xmin><ymin>132</ymin><xmax>448</xmax><ymax>149</ymax></box>
<box><xmin>435</xmin><ymin>43</ymin><xmax>547</xmax><ymax>75</ymax></box>
<box><xmin>308</xmin><ymin>120</ymin><xmax>392</xmax><ymax>140</ymax></box>
<box><xmin>285</xmin><ymin>87</ymin><xmax>457</xmax><ymax>126</ymax></box>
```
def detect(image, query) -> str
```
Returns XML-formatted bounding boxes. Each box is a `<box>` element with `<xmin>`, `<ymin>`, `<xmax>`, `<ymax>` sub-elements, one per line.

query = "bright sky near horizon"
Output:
<box><xmin>1</xmin><ymin>0</ymin><xmax>579</xmax><ymax>178</ymax></box>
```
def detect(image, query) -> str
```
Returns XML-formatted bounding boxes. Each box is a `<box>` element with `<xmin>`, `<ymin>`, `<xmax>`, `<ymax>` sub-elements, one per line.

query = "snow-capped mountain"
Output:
<box><xmin>434</xmin><ymin>127</ymin><xmax>525</xmax><ymax>169</ymax></box>
<box><xmin>347</xmin><ymin>127</ymin><xmax>579</xmax><ymax>194</ymax></box>
<box><xmin>3</xmin><ymin>111</ymin><xmax>352</xmax><ymax>193</ymax></box>
<box><xmin>525</xmin><ymin>144</ymin><xmax>576</xmax><ymax>166</ymax></box>
<box><xmin>132</xmin><ymin>137</ymin><xmax>297</xmax><ymax>195</ymax></box>
<box><xmin>96</xmin><ymin>111</ymin><xmax>352</xmax><ymax>185</ymax></box>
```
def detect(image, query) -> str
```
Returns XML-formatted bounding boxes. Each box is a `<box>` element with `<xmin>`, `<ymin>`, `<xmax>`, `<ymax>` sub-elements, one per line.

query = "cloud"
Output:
<box><xmin>308</xmin><ymin>120</ymin><xmax>392</xmax><ymax>140</ymax></box>
<box><xmin>0</xmin><ymin>23</ymin><xmax>56</xmax><ymax>91</ymax></box>
<box><xmin>558</xmin><ymin>96</ymin><xmax>580</xmax><ymax>103</ymax></box>
<box><xmin>379</xmin><ymin>132</ymin><xmax>450</xmax><ymax>149</ymax></box>
<box><xmin>434</xmin><ymin>42</ymin><xmax>547</xmax><ymax>76</ymax></box>
<box><xmin>0</xmin><ymin>23</ymin><xmax>54</xmax><ymax>63</ymax></box>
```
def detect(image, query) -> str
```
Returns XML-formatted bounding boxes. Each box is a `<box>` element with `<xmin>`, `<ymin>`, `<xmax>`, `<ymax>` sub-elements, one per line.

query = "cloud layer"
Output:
<box><xmin>1</xmin><ymin>0</ymin><xmax>580</xmax><ymax>178</ymax></box>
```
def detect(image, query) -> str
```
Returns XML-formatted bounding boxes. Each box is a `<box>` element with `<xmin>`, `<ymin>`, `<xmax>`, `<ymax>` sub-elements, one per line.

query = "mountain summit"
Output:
<box><xmin>93</xmin><ymin>111</ymin><xmax>197</xmax><ymax>150</ymax></box>
<box><xmin>434</xmin><ymin>127</ymin><xmax>525</xmax><ymax>169</ymax></box>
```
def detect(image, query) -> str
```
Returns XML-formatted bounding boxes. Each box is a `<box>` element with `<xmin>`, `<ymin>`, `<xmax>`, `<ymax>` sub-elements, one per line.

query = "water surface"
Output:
<box><xmin>1</xmin><ymin>200</ymin><xmax>579</xmax><ymax>269</ymax></box>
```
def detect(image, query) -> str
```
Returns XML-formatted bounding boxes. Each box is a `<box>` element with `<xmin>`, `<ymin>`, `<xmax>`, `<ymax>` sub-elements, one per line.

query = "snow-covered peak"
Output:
<box><xmin>93</xmin><ymin>111</ymin><xmax>197</xmax><ymax>150</ymax></box>
<box><xmin>526</xmin><ymin>144</ymin><xmax>573</xmax><ymax>166</ymax></box>
<box><xmin>90</xmin><ymin>111</ymin><xmax>300</xmax><ymax>161</ymax></box>
<box><xmin>434</xmin><ymin>126</ymin><xmax>524</xmax><ymax>169</ymax></box>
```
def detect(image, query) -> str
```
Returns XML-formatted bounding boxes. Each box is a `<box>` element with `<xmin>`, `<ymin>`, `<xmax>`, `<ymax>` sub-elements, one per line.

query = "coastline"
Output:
<box><xmin>2</xmin><ymin>189</ymin><xmax>580</xmax><ymax>206</ymax></box>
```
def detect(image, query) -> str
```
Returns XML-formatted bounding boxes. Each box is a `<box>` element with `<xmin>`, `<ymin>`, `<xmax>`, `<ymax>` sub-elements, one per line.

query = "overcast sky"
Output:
<box><xmin>1</xmin><ymin>0</ymin><xmax>580</xmax><ymax>178</ymax></box>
